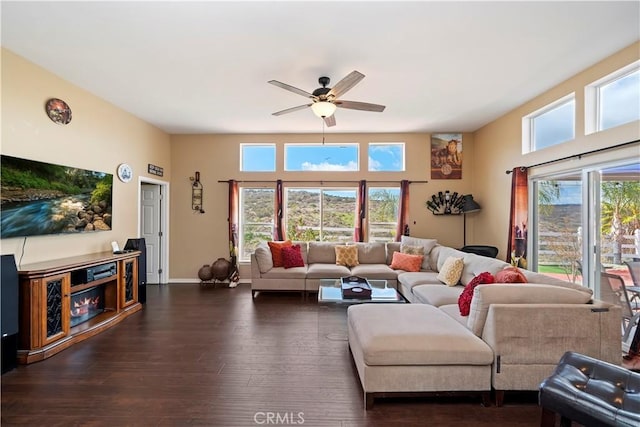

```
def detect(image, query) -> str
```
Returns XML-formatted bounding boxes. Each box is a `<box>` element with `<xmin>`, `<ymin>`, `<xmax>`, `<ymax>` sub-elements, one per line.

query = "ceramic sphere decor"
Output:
<box><xmin>198</xmin><ymin>265</ymin><xmax>213</xmax><ymax>281</ymax></box>
<box><xmin>211</xmin><ymin>258</ymin><xmax>231</xmax><ymax>281</ymax></box>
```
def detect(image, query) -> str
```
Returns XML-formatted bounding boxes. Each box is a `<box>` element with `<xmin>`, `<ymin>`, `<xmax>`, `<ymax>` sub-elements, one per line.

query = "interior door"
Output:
<box><xmin>141</xmin><ymin>184</ymin><xmax>161</xmax><ymax>284</ymax></box>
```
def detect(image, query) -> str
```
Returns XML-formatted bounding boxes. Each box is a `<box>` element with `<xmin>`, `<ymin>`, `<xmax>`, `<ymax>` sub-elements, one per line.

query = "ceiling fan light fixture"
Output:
<box><xmin>311</xmin><ymin>101</ymin><xmax>336</xmax><ymax>118</ymax></box>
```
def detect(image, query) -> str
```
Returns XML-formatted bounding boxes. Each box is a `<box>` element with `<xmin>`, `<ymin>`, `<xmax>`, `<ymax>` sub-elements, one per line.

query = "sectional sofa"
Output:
<box><xmin>250</xmin><ymin>237</ymin><xmax>622</xmax><ymax>407</ymax></box>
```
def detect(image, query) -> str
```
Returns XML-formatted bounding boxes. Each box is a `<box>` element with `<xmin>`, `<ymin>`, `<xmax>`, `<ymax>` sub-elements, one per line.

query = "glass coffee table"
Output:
<box><xmin>318</xmin><ymin>279</ymin><xmax>406</xmax><ymax>304</ymax></box>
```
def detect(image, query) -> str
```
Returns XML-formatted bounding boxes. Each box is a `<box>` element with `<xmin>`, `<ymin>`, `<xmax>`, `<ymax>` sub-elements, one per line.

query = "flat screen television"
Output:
<box><xmin>1</xmin><ymin>155</ymin><xmax>113</xmax><ymax>239</ymax></box>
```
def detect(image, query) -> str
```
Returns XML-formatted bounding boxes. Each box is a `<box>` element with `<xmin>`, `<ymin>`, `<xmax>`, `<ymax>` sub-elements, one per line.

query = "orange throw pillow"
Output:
<box><xmin>390</xmin><ymin>251</ymin><xmax>423</xmax><ymax>272</ymax></box>
<box><xmin>267</xmin><ymin>240</ymin><xmax>292</xmax><ymax>267</ymax></box>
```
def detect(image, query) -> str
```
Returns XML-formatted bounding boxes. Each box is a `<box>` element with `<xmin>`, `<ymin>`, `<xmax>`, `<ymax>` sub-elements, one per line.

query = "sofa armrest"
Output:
<box><xmin>250</xmin><ymin>253</ymin><xmax>262</xmax><ymax>279</ymax></box>
<box><xmin>482</xmin><ymin>302</ymin><xmax>621</xmax><ymax>390</ymax></box>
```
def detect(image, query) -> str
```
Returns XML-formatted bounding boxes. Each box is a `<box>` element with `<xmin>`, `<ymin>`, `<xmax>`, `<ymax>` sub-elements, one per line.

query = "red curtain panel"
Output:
<box><xmin>395</xmin><ymin>180</ymin><xmax>410</xmax><ymax>242</ymax></box>
<box><xmin>354</xmin><ymin>180</ymin><xmax>367</xmax><ymax>242</ymax></box>
<box><xmin>506</xmin><ymin>167</ymin><xmax>528</xmax><ymax>267</ymax></box>
<box><xmin>228</xmin><ymin>180</ymin><xmax>239</xmax><ymax>282</ymax></box>
<box><xmin>274</xmin><ymin>179</ymin><xmax>284</xmax><ymax>241</ymax></box>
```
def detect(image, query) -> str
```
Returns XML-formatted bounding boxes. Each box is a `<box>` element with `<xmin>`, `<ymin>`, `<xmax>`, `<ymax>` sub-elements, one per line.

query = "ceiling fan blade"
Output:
<box><xmin>268</xmin><ymin>80</ymin><xmax>314</xmax><ymax>98</ymax></box>
<box><xmin>323</xmin><ymin>114</ymin><xmax>336</xmax><ymax>127</ymax></box>
<box><xmin>335</xmin><ymin>100</ymin><xmax>386</xmax><ymax>112</ymax></box>
<box><xmin>327</xmin><ymin>71</ymin><xmax>365</xmax><ymax>99</ymax></box>
<box><xmin>272</xmin><ymin>104</ymin><xmax>312</xmax><ymax>116</ymax></box>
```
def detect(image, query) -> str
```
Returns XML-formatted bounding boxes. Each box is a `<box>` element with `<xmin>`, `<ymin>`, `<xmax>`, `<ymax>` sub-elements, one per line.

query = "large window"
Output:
<box><xmin>533</xmin><ymin>175</ymin><xmax>583</xmax><ymax>284</ymax></box>
<box><xmin>284</xmin><ymin>144</ymin><xmax>359</xmax><ymax>171</ymax></box>
<box><xmin>240</xmin><ymin>144</ymin><xmax>276</xmax><ymax>172</ymax></box>
<box><xmin>239</xmin><ymin>188</ymin><xmax>274</xmax><ymax>261</ymax></box>
<box><xmin>285</xmin><ymin>188</ymin><xmax>356</xmax><ymax>242</ymax></box>
<box><xmin>368</xmin><ymin>187</ymin><xmax>400</xmax><ymax>242</ymax></box>
<box><xmin>522</xmin><ymin>94</ymin><xmax>575</xmax><ymax>153</ymax></box>
<box><xmin>531</xmin><ymin>161</ymin><xmax>640</xmax><ymax>297</ymax></box>
<box><xmin>368</xmin><ymin>143</ymin><xmax>405</xmax><ymax>171</ymax></box>
<box><xmin>586</xmin><ymin>61</ymin><xmax>640</xmax><ymax>134</ymax></box>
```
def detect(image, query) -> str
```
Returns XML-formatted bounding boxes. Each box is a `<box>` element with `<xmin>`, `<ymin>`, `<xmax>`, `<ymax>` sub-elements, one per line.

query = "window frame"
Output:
<box><xmin>367</xmin><ymin>186</ymin><xmax>400</xmax><ymax>242</ymax></box>
<box><xmin>238</xmin><ymin>187</ymin><xmax>275</xmax><ymax>262</ymax></box>
<box><xmin>284</xmin><ymin>187</ymin><xmax>357</xmax><ymax>242</ymax></box>
<box><xmin>283</xmin><ymin>143</ymin><xmax>359</xmax><ymax>172</ymax></box>
<box><xmin>240</xmin><ymin>143</ymin><xmax>276</xmax><ymax>172</ymax></box>
<box><xmin>522</xmin><ymin>93</ymin><xmax>575</xmax><ymax>154</ymax></box>
<box><xmin>368</xmin><ymin>142</ymin><xmax>405</xmax><ymax>172</ymax></box>
<box><xmin>585</xmin><ymin>60</ymin><xmax>640</xmax><ymax>135</ymax></box>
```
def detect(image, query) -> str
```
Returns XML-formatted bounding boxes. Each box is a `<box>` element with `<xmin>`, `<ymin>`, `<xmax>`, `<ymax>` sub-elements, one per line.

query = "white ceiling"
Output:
<box><xmin>2</xmin><ymin>1</ymin><xmax>639</xmax><ymax>135</ymax></box>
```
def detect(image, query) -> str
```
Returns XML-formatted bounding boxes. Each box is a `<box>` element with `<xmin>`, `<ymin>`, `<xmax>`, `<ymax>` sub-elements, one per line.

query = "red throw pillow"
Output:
<box><xmin>458</xmin><ymin>272</ymin><xmax>495</xmax><ymax>316</ymax></box>
<box><xmin>267</xmin><ymin>240</ymin><xmax>292</xmax><ymax>267</ymax></box>
<box><xmin>390</xmin><ymin>251</ymin><xmax>423</xmax><ymax>272</ymax></box>
<box><xmin>495</xmin><ymin>266</ymin><xmax>528</xmax><ymax>283</ymax></box>
<box><xmin>282</xmin><ymin>244</ymin><xmax>304</xmax><ymax>269</ymax></box>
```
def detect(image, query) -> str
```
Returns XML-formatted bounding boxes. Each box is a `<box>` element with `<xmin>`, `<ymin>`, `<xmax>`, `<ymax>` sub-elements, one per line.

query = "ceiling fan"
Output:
<box><xmin>268</xmin><ymin>70</ymin><xmax>385</xmax><ymax>127</ymax></box>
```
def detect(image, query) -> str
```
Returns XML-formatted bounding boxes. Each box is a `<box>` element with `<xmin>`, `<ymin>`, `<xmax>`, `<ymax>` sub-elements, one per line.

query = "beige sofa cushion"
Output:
<box><xmin>353</xmin><ymin>242</ymin><xmax>386</xmax><ymax>264</ymax></box>
<box><xmin>401</xmin><ymin>236</ymin><xmax>438</xmax><ymax>270</ymax></box>
<box><xmin>307</xmin><ymin>242</ymin><xmax>343</xmax><ymax>264</ymax></box>
<box><xmin>347</xmin><ymin>304</ymin><xmax>493</xmax><ymax>366</ymax></box>
<box><xmin>436</xmin><ymin>246</ymin><xmax>467</xmax><ymax>271</ymax></box>
<box><xmin>397</xmin><ymin>271</ymin><xmax>441</xmax><ymax>288</ymax></box>
<box><xmin>460</xmin><ymin>255</ymin><xmax>510</xmax><ymax>285</ymax></box>
<box><xmin>306</xmin><ymin>263</ymin><xmax>351</xmax><ymax>278</ymax></box>
<box><xmin>350</xmin><ymin>264</ymin><xmax>398</xmax><ymax>280</ymax></box>
<box><xmin>413</xmin><ymin>284</ymin><xmax>464</xmax><ymax>307</ymax></box>
<box><xmin>385</xmin><ymin>242</ymin><xmax>401</xmax><ymax>265</ymax></box>
<box><xmin>254</xmin><ymin>243</ymin><xmax>273</xmax><ymax>273</ymax></box>
<box><xmin>467</xmin><ymin>284</ymin><xmax>594</xmax><ymax>337</ymax></box>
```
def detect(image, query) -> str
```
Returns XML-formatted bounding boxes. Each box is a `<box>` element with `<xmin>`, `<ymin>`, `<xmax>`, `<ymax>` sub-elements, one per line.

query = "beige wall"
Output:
<box><xmin>169</xmin><ymin>133</ymin><xmax>476</xmax><ymax>280</ymax></box>
<box><xmin>473</xmin><ymin>41</ymin><xmax>640</xmax><ymax>259</ymax></box>
<box><xmin>1</xmin><ymin>48</ymin><xmax>171</xmax><ymax>265</ymax></box>
<box><xmin>4</xmin><ymin>40</ymin><xmax>638</xmax><ymax>281</ymax></box>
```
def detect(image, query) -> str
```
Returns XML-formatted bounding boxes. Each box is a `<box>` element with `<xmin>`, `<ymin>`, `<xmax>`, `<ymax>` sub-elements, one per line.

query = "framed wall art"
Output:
<box><xmin>431</xmin><ymin>133</ymin><xmax>462</xmax><ymax>179</ymax></box>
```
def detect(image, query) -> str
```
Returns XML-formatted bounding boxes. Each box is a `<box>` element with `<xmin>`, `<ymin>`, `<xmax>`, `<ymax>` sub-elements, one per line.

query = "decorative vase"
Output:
<box><xmin>198</xmin><ymin>265</ymin><xmax>213</xmax><ymax>281</ymax></box>
<box><xmin>211</xmin><ymin>258</ymin><xmax>231</xmax><ymax>281</ymax></box>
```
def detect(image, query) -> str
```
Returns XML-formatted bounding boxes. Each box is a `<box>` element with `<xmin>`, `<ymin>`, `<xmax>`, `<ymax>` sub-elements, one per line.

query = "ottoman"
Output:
<box><xmin>347</xmin><ymin>304</ymin><xmax>494</xmax><ymax>409</ymax></box>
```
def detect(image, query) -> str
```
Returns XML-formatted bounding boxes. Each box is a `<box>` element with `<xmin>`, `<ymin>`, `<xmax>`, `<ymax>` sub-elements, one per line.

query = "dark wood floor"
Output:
<box><xmin>1</xmin><ymin>284</ymin><xmax>543</xmax><ymax>426</ymax></box>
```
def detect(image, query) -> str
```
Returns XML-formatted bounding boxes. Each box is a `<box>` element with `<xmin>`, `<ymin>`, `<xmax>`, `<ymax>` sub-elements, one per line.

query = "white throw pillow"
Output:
<box><xmin>437</xmin><ymin>256</ymin><xmax>464</xmax><ymax>286</ymax></box>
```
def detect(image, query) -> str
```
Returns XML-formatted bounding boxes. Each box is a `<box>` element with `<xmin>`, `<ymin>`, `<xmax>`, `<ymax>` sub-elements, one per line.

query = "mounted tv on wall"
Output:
<box><xmin>0</xmin><ymin>155</ymin><xmax>113</xmax><ymax>239</ymax></box>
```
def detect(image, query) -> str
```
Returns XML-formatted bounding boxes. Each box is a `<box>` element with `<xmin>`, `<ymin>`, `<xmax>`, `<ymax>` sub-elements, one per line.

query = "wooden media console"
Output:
<box><xmin>17</xmin><ymin>251</ymin><xmax>142</xmax><ymax>364</ymax></box>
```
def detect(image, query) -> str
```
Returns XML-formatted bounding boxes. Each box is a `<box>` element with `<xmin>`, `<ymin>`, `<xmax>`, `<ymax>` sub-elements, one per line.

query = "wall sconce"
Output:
<box><xmin>190</xmin><ymin>171</ymin><xmax>205</xmax><ymax>214</ymax></box>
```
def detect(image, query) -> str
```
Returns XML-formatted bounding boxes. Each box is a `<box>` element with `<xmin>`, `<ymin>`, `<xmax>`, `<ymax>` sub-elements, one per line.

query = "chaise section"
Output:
<box><xmin>347</xmin><ymin>304</ymin><xmax>493</xmax><ymax>409</ymax></box>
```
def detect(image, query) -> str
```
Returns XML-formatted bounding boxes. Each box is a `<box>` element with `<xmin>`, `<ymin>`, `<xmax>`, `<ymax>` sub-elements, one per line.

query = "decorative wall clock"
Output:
<box><xmin>117</xmin><ymin>163</ymin><xmax>133</xmax><ymax>183</ymax></box>
<box><xmin>45</xmin><ymin>98</ymin><xmax>72</xmax><ymax>125</ymax></box>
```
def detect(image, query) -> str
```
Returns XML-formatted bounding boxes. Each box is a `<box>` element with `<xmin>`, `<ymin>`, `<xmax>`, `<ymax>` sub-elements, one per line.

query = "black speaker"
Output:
<box><xmin>1</xmin><ymin>254</ymin><xmax>19</xmax><ymax>374</ymax></box>
<box><xmin>124</xmin><ymin>238</ymin><xmax>147</xmax><ymax>304</ymax></box>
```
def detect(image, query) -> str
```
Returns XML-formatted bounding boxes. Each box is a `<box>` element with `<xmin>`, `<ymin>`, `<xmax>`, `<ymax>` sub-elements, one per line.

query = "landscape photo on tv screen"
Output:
<box><xmin>1</xmin><ymin>155</ymin><xmax>113</xmax><ymax>239</ymax></box>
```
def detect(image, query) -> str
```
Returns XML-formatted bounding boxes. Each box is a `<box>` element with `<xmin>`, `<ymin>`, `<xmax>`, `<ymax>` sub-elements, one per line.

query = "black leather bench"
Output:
<box><xmin>539</xmin><ymin>351</ymin><xmax>640</xmax><ymax>427</ymax></box>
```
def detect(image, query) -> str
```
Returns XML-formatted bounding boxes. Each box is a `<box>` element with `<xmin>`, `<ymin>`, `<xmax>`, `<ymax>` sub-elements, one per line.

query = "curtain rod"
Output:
<box><xmin>218</xmin><ymin>179</ymin><xmax>429</xmax><ymax>184</ymax></box>
<box><xmin>505</xmin><ymin>139</ymin><xmax>639</xmax><ymax>174</ymax></box>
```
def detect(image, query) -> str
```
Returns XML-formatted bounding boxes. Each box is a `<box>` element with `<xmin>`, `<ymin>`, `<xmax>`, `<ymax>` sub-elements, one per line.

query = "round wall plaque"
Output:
<box><xmin>45</xmin><ymin>98</ymin><xmax>72</xmax><ymax>125</ymax></box>
<box><xmin>117</xmin><ymin>163</ymin><xmax>133</xmax><ymax>183</ymax></box>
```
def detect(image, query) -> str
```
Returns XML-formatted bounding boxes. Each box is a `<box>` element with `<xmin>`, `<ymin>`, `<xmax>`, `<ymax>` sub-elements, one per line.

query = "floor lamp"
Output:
<box><xmin>461</xmin><ymin>194</ymin><xmax>481</xmax><ymax>247</ymax></box>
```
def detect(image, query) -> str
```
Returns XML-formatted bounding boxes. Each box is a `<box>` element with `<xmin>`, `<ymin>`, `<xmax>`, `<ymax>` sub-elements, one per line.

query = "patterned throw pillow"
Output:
<box><xmin>335</xmin><ymin>245</ymin><xmax>359</xmax><ymax>267</ymax></box>
<box><xmin>437</xmin><ymin>256</ymin><xmax>464</xmax><ymax>286</ymax></box>
<box><xmin>495</xmin><ymin>266</ymin><xmax>528</xmax><ymax>283</ymax></box>
<box><xmin>267</xmin><ymin>240</ymin><xmax>292</xmax><ymax>267</ymax></box>
<box><xmin>458</xmin><ymin>272</ymin><xmax>495</xmax><ymax>316</ymax></box>
<box><xmin>390</xmin><ymin>251</ymin><xmax>423</xmax><ymax>272</ymax></box>
<box><xmin>400</xmin><ymin>244</ymin><xmax>425</xmax><ymax>256</ymax></box>
<box><xmin>281</xmin><ymin>244</ymin><xmax>305</xmax><ymax>269</ymax></box>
